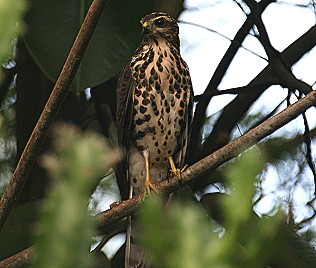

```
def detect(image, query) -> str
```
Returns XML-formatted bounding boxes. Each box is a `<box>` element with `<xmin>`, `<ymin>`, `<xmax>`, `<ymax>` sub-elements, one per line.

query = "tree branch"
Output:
<box><xmin>0</xmin><ymin>247</ymin><xmax>32</xmax><ymax>268</ymax></box>
<box><xmin>244</xmin><ymin>0</ymin><xmax>312</xmax><ymax>96</ymax></box>
<box><xmin>96</xmin><ymin>90</ymin><xmax>316</xmax><ymax>230</ymax></box>
<box><xmin>3</xmin><ymin>90</ymin><xmax>316</xmax><ymax>268</ymax></box>
<box><xmin>200</xmin><ymin>25</ymin><xmax>316</xmax><ymax>160</ymax></box>
<box><xmin>0</xmin><ymin>0</ymin><xmax>109</xmax><ymax>229</ymax></box>
<box><xmin>189</xmin><ymin>0</ymin><xmax>275</xmax><ymax>162</ymax></box>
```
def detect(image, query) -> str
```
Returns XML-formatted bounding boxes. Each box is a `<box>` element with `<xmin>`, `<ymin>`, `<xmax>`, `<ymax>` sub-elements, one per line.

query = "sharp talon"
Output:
<box><xmin>141</xmin><ymin>178</ymin><xmax>158</xmax><ymax>201</ymax></box>
<box><xmin>168</xmin><ymin>156</ymin><xmax>183</xmax><ymax>179</ymax></box>
<box><xmin>144</xmin><ymin>177</ymin><xmax>159</xmax><ymax>195</ymax></box>
<box><xmin>172</xmin><ymin>169</ymin><xmax>181</xmax><ymax>178</ymax></box>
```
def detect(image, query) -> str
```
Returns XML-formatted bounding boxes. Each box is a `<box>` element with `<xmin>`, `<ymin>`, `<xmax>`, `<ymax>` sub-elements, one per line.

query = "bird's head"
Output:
<box><xmin>140</xmin><ymin>12</ymin><xmax>180</xmax><ymax>48</ymax></box>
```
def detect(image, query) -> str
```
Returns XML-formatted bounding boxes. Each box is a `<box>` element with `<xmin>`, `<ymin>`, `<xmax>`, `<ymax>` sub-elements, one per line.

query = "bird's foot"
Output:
<box><xmin>143</xmin><ymin>176</ymin><xmax>158</xmax><ymax>199</ymax></box>
<box><xmin>168</xmin><ymin>156</ymin><xmax>186</xmax><ymax>179</ymax></box>
<box><xmin>145</xmin><ymin>176</ymin><xmax>158</xmax><ymax>194</ymax></box>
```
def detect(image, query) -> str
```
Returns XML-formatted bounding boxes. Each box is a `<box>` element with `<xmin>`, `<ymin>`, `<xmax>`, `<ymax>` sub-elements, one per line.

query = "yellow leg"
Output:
<box><xmin>142</xmin><ymin>150</ymin><xmax>158</xmax><ymax>195</ymax></box>
<box><xmin>168</xmin><ymin>156</ymin><xmax>186</xmax><ymax>179</ymax></box>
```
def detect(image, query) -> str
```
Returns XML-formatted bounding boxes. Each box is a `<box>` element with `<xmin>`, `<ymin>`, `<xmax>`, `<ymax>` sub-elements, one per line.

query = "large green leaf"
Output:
<box><xmin>24</xmin><ymin>0</ymin><xmax>153</xmax><ymax>90</ymax></box>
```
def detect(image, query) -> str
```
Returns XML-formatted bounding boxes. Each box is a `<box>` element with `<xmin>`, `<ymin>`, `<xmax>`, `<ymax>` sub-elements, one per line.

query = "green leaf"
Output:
<box><xmin>0</xmin><ymin>0</ymin><xmax>26</xmax><ymax>74</ymax></box>
<box><xmin>140</xmin><ymin>196</ymin><xmax>215</xmax><ymax>268</ymax></box>
<box><xmin>138</xmin><ymin>151</ymin><xmax>314</xmax><ymax>267</ymax></box>
<box><xmin>31</xmin><ymin>124</ymin><xmax>121</xmax><ymax>268</ymax></box>
<box><xmin>24</xmin><ymin>0</ymin><xmax>153</xmax><ymax>90</ymax></box>
<box><xmin>223</xmin><ymin>149</ymin><xmax>264</xmax><ymax>225</ymax></box>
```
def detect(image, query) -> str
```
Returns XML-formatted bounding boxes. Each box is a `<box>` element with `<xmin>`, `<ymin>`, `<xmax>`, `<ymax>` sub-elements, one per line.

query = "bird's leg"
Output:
<box><xmin>168</xmin><ymin>156</ymin><xmax>186</xmax><ymax>179</ymax></box>
<box><xmin>142</xmin><ymin>150</ymin><xmax>158</xmax><ymax>195</ymax></box>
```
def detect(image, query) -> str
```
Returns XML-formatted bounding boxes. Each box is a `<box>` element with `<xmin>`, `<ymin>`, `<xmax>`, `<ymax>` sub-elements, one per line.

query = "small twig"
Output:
<box><xmin>248</xmin><ymin>96</ymin><xmax>287</xmax><ymax>130</ymax></box>
<box><xmin>193</xmin><ymin>80</ymin><xmax>277</xmax><ymax>101</ymax></box>
<box><xmin>178</xmin><ymin>20</ymin><xmax>267</xmax><ymax>61</ymax></box>
<box><xmin>0</xmin><ymin>0</ymin><xmax>109</xmax><ymax>230</ymax></box>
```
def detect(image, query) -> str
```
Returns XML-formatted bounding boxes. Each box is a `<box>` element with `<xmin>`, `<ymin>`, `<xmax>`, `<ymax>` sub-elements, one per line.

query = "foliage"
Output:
<box><xmin>0</xmin><ymin>0</ymin><xmax>26</xmax><ymax>191</ymax></box>
<box><xmin>139</xmin><ymin>150</ymin><xmax>286</xmax><ymax>268</ymax></box>
<box><xmin>30</xmin><ymin>124</ymin><xmax>120</xmax><ymax>268</ymax></box>
<box><xmin>0</xmin><ymin>0</ymin><xmax>316</xmax><ymax>266</ymax></box>
<box><xmin>0</xmin><ymin>0</ymin><xmax>26</xmax><ymax>76</ymax></box>
<box><xmin>0</xmin><ymin>86</ymin><xmax>16</xmax><ymax>194</ymax></box>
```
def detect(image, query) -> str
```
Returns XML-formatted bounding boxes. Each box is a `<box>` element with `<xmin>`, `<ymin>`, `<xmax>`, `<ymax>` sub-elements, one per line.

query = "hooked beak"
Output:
<box><xmin>141</xmin><ymin>21</ymin><xmax>150</xmax><ymax>35</ymax></box>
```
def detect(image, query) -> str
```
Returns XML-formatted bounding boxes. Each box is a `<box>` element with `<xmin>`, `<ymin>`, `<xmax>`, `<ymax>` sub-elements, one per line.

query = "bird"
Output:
<box><xmin>116</xmin><ymin>12</ymin><xmax>193</xmax><ymax>267</ymax></box>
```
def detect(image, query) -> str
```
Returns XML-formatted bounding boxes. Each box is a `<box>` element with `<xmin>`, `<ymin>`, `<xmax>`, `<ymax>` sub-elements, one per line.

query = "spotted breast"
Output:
<box><xmin>116</xmin><ymin>12</ymin><xmax>193</xmax><ymax>268</ymax></box>
<box><xmin>128</xmin><ymin>37</ymin><xmax>191</xmax><ymax>194</ymax></box>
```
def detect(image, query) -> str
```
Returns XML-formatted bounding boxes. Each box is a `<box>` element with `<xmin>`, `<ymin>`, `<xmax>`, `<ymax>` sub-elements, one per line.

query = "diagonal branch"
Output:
<box><xmin>0</xmin><ymin>246</ymin><xmax>32</xmax><ymax>268</ymax></box>
<box><xmin>0</xmin><ymin>0</ymin><xmax>109</xmax><ymax>230</ymax></box>
<box><xmin>96</xmin><ymin>90</ymin><xmax>316</xmax><ymax>230</ymax></box>
<box><xmin>200</xmin><ymin>25</ymin><xmax>316</xmax><ymax>160</ymax></box>
<box><xmin>244</xmin><ymin>0</ymin><xmax>312</xmax><ymax>95</ymax></box>
<box><xmin>189</xmin><ymin>0</ymin><xmax>275</xmax><ymax>162</ymax></box>
<box><xmin>2</xmin><ymin>90</ymin><xmax>316</xmax><ymax>268</ymax></box>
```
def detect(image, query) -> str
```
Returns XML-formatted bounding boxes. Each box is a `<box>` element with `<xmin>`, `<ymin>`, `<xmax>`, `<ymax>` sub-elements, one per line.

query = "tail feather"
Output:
<box><xmin>125</xmin><ymin>216</ymin><xmax>150</xmax><ymax>268</ymax></box>
<box><xmin>125</xmin><ymin>215</ymin><xmax>132</xmax><ymax>267</ymax></box>
<box><xmin>125</xmin><ymin>186</ymin><xmax>151</xmax><ymax>268</ymax></box>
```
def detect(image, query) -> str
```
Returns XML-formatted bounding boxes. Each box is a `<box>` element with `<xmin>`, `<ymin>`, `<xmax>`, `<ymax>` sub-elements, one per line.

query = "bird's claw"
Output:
<box><xmin>170</xmin><ymin>168</ymin><xmax>182</xmax><ymax>178</ymax></box>
<box><xmin>169</xmin><ymin>156</ymin><xmax>186</xmax><ymax>179</ymax></box>
<box><xmin>143</xmin><ymin>177</ymin><xmax>158</xmax><ymax>199</ymax></box>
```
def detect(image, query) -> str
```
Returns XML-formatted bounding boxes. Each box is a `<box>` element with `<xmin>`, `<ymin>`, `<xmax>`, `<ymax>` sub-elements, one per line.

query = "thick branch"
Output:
<box><xmin>0</xmin><ymin>247</ymin><xmax>32</xmax><ymax>268</ymax></box>
<box><xmin>3</xmin><ymin>90</ymin><xmax>316</xmax><ymax>268</ymax></box>
<box><xmin>97</xmin><ymin>90</ymin><xmax>316</xmax><ymax>230</ymax></box>
<box><xmin>0</xmin><ymin>0</ymin><xmax>108</xmax><ymax>229</ymax></box>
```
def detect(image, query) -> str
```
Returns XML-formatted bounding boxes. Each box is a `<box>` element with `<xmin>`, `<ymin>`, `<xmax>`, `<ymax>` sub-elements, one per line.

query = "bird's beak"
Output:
<box><xmin>141</xmin><ymin>21</ymin><xmax>150</xmax><ymax>35</ymax></box>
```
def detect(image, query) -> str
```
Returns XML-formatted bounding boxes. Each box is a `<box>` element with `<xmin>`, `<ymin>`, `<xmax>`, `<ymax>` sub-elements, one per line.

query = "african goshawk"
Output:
<box><xmin>116</xmin><ymin>12</ymin><xmax>193</xmax><ymax>268</ymax></box>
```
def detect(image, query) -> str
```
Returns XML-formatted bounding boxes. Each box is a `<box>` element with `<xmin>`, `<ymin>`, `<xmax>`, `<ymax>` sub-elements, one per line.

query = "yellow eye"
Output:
<box><xmin>154</xmin><ymin>18</ymin><xmax>166</xmax><ymax>28</ymax></box>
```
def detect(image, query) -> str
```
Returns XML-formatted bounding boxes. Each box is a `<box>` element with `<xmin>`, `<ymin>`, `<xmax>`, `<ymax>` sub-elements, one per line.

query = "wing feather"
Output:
<box><xmin>176</xmin><ymin>76</ymin><xmax>194</xmax><ymax>168</ymax></box>
<box><xmin>116</xmin><ymin>60</ymin><xmax>134</xmax><ymax>199</ymax></box>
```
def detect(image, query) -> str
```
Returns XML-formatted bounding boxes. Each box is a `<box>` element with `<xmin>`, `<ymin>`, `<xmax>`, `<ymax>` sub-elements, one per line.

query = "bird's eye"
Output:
<box><xmin>154</xmin><ymin>18</ymin><xmax>166</xmax><ymax>28</ymax></box>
